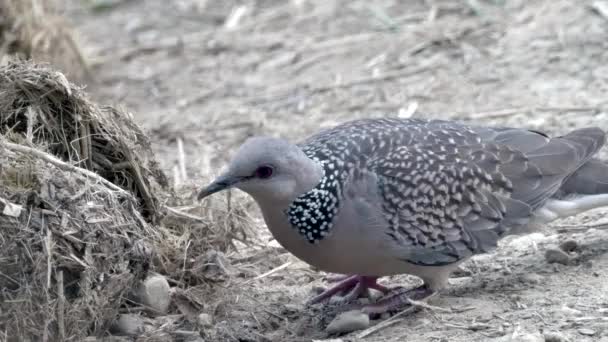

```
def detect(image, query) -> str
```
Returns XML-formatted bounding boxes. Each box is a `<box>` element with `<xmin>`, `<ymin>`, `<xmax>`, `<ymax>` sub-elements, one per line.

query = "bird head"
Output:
<box><xmin>197</xmin><ymin>136</ymin><xmax>323</xmax><ymax>204</ymax></box>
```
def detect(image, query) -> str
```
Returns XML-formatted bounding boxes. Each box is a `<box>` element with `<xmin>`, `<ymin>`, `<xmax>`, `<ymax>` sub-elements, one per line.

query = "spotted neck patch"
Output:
<box><xmin>285</xmin><ymin>162</ymin><xmax>341</xmax><ymax>244</ymax></box>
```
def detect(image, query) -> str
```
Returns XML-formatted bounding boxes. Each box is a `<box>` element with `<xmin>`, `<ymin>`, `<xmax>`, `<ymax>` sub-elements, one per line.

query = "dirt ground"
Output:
<box><xmin>62</xmin><ymin>0</ymin><xmax>608</xmax><ymax>341</ymax></box>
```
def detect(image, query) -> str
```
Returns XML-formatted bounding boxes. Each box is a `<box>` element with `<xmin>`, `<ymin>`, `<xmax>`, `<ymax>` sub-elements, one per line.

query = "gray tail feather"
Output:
<box><xmin>557</xmin><ymin>158</ymin><xmax>608</xmax><ymax>197</ymax></box>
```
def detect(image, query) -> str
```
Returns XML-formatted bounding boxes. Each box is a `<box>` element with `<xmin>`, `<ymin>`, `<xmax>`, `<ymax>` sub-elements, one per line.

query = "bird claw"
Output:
<box><xmin>360</xmin><ymin>284</ymin><xmax>436</xmax><ymax>316</ymax></box>
<box><xmin>307</xmin><ymin>275</ymin><xmax>389</xmax><ymax>305</ymax></box>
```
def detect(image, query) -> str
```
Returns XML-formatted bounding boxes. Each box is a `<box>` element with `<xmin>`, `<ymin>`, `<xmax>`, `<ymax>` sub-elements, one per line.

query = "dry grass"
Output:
<box><xmin>0</xmin><ymin>61</ymin><xmax>164</xmax><ymax>341</ymax></box>
<box><xmin>0</xmin><ymin>60</ymin><xmax>168</xmax><ymax>223</ymax></box>
<box><xmin>0</xmin><ymin>59</ymin><xmax>255</xmax><ymax>341</ymax></box>
<box><xmin>0</xmin><ymin>0</ymin><xmax>89</xmax><ymax>81</ymax></box>
<box><xmin>0</xmin><ymin>141</ymin><xmax>153</xmax><ymax>341</ymax></box>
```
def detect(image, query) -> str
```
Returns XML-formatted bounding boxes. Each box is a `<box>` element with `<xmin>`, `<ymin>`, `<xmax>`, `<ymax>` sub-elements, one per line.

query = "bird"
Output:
<box><xmin>196</xmin><ymin>117</ymin><xmax>608</xmax><ymax>315</ymax></box>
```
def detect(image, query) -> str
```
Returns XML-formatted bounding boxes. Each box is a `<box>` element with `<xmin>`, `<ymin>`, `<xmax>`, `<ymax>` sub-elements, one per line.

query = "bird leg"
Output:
<box><xmin>361</xmin><ymin>283</ymin><xmax>436</xmax><ymax>315</ymax></box>
<box><xmin>307</xmin><ymin>275</ymin><xmax>390</xmax><ymax>305</ymax></box>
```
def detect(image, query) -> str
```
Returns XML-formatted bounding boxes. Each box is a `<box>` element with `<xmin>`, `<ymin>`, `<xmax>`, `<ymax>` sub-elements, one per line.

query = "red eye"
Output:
<box><xmin>255</xmin><ymin>166</ymin><xmax>274</xmax><ymax>179</ymax></box>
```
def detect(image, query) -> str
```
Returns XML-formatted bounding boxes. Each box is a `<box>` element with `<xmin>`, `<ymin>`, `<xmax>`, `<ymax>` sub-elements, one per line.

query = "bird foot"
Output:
<box><xmin>361</xmin><ymin>284</ymin><xmax>436</xmax><ymax>316</ymax></box>
<box><xmin>307</xmin><ymin>275</ymin><xmax>390</xmax><ymax>305</ymax></box>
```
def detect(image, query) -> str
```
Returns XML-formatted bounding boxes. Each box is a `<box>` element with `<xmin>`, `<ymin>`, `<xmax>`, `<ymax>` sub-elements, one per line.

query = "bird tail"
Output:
<box><xmin>557</xmin><ymin>158</ymin><xmax>608</xmax><ymax>197</ymax></box>
<box><xmin>530</xmin><ymin>128</ymin><xmax>608</xmax><ymax>224</ymax></box>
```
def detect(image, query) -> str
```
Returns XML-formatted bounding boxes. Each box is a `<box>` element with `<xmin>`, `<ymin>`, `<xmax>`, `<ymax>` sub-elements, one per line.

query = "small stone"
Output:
<box><xmin>560</xmin><ymin>305</ymin><xmax>582</xmax><ymax>316</ymax></box>
<box><xmin>544</xmin><ymin>331</ymin><xmax>569</xmax><ymax>342</ymax></box>
<box><xmin>559</xmin><ymin>239</ymin><xmax>578</xmax><ymax>252</ymax></box>
<box><xmin>325</xmin><ymin>310</ymin><xmax>370</xmax><ymax>334</ymax></box>
<box><xmin>578</xmin><ymin>328</ymin><xmax>596</xmax><ymax>336</ymax></box>
<box><xmin>134</xmin><ymin>274</ymin><xmax>171</xmax><ymax>315</ymax></box>
<box><xmin>197</xmin><ymin>313</ymin><xmax>213</xmax><ymax>328</ymax></box>
<box><xmin>495</xmin><ymin>331</ymin><xmax>543</xmax><ymax>342</ymax></box>
<box><xmin>545</xmin><ymin>248</ymin><xmax>570</xmax><ymax>265</ymax></box>
<box><xmin>520</xmin><ymin>333</ymin><xmax>544</xmax><ymax>342</ymax></box>
<box><xmin>379</xmin><ymin>312</ymin><xmax>391</xmax><ymax>320</ymax></box>
<box><xmin>520</xmin><ymin>273</ymin><xmax>544</xmax><ymax>284</ymax></box>
<box><xmin>111</xmin><ymin>314</ymin><xmax>145</xmax><ymax>336</ymax></box>
<box><xmin>357</xmin><ymin>297</ymin><xmax>370</xmax><ymax>305</ymax></box>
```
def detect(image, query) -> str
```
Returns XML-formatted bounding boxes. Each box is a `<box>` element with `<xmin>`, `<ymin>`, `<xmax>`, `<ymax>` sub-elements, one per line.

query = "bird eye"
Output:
<box><xmin>255</xmin><ymin>166</ymin><xmax>274</xmax><ymax>179</ymax></box>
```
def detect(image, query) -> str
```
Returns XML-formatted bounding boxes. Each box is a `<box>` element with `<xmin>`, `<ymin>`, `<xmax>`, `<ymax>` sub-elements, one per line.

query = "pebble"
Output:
<box><xmin>134</xmin><ymin>274</ymin><xmax>171</xmax><ymax>315</ymax></box>
<box><xmin>520</xmin><ymin>333</ymin><xmax>544</xmax><ymax>342</ymax></box>
<box><xmin>110</xmin><ymin>314</ymin><xmax>145</xmax><ymax>336</ymax></box>
<box><xmin>560</xmin><ymin>305</ymin><xmax>582</xmax><ymax>316</ymax></box>
<box><xmin>197</xmin><ymin>313</ymin><xmax>213</xmax><ymax>328</ymax></box>
<box><xmin>559</xmin><ymin>239</ymin><xmax>578</xmax><ymax>252</ymax></box>
<box><xmin>543</xmin><ymin>331</ymin><xmax>569</xmax><ymax>342</ymax></box>
<box><xmin>578</xmin><ymin>328</ymin><xmax>596</xmax><ymax>336</ymax></box>
<box><xmin>325</xmin><ymin>310</ymin><xmax>370</xmax><ymax>334</ymax></box>
<box><xmin>545</xmin><ymin>248</ymin><xmax>570</xmax><ymax>265</ymax></box>
<box><xmin>495</xmin><ymin>331</ymin><xmax>543</xmax><ymax>342</ymax></box>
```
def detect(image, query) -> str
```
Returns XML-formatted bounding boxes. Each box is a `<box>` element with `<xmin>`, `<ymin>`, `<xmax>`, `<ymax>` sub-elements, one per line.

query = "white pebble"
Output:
<box><xmin>325</xmin><ymin>310</ymin><xmax>370</xmax><ymax>334</ymax></box>
<box><xmin>197</xmin><ymin>313</ymin><xmax>213</xmax><ymax>328</ymax></box>
<box><xmin>544</xmin><ymin>331</ymin><xmax>570</xmax><ymax>342</ymax></box>
<box><xmin>111</xmin><ymin>314</ymin><xmax>145</xmax><ymax>336</ymax></box>
<box><xmin>134</xmin><ymin>274</ymin><xmax>172</xmax><ymax>315</ymax></box>
<box><xmin>545</xmin><ymin>248</ymin><xmax>570</xmax><ymax>265</ymax></box>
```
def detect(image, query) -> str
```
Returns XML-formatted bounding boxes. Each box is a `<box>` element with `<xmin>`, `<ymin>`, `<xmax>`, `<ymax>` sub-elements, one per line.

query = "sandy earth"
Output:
<box><xmin>63</xmin><ymin>0</ymin><xmax>608</xmax><ymax>341</ymax></box>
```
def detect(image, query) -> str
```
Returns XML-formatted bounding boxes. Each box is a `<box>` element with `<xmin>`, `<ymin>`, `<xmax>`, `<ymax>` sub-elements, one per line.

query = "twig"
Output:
<box><xmin>173</xmin><ymin>165</ymin><xmax>181</xmax><ymax>187</ymax></box>
<box><xmin>177</xmin><ymin>137</ymin><xmax>187</xmax><ymax>183</ymax></box>
<box><xmin>406</xmin><ymin>297</ymin><xmax>452</xmax><ymax>313</ymax></box>
<box><xmin>224</xmin><ymin>5</ymin><xmax>249</xmax><ymax>30</ymax></box>
<box><xmin>57</xmin><ymin>270</ymin><xmax>65</xmax><ymax>341</ymax></box>
<box><xmin>242</xmin><ymin>261</ymin><xmax>293</xmax><ymax>284</ymax></box>
<box><xmin>1</xmin><ymin>140</ymin><xmax>129</xmax><ymax>196</ymax></box>
<box><xmin>164</xmin><ymin>205</ymin><xmax>209</xmax><ymax>223</ymax></box>
<box><xmin>42</xmin><ymin>214</ymin><xmax>51</xmax><ymax>342</ymax></box>
<box><xmin>591</xmin><ymin>1</ymin><xmax>608</xmax><ymax>21</ymax></box>
<box><xmin>357</xmin><ymin>307</ymin><xmax>416</xmax><ymax>339</ymax></box>
<box><xmin>555</xmin><ymin>221</ymin><xmax>608</xmax><ymax>233</ymax></box>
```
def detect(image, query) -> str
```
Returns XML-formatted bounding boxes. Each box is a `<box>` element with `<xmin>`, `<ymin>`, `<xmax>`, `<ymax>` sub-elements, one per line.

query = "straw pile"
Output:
<box><xmin>0</xmin><ymin>60</ymin><xmax>167</xmax><ymax>340</ymax></box>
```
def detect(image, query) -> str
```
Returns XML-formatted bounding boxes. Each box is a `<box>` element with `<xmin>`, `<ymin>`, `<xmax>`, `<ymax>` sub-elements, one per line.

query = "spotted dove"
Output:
<box><xmin>197</xmin><ymin>118</ymin><xmax>608</xmax><ymax>315</ymax></box>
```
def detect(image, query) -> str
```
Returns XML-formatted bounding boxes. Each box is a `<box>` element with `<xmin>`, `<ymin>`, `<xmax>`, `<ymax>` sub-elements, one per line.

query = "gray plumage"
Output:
<box><xmin>197</xmin><ymin>117</ymin><xmax>608</xmax><ymax>305</ymax></box>
<box><xmin>290</xmin><ymin>118</ymin><xmax>604</xmax><ymax>265</ymax></box>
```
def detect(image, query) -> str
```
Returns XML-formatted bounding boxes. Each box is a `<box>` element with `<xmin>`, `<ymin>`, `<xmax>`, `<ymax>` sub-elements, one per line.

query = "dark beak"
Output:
<box><xmin>196</xmin><ymin>175</ymin><xmax>243</xmax><ymax>201</ymax></box>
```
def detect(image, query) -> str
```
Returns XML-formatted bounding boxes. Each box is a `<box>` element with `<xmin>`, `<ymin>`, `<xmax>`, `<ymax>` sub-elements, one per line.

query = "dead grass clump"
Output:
<box><xmin>0</xmin><ymin>60</ymin><xmax>168</xmax><ymax>340</ymax></box>
<box><xmin>0</xmin><ymin>60</ymin><xmax>168</xmax><ymax>223</ymax></box>
<box><xmin>0</xmin><ymin>142</ymin><xmax>155</xmax><ymax>341</ymax></box>
<box><xmin>154</xmin><ymin>187</ymin><xmax>256</xmax><ymax>286</ymax></box>
<box><xmin>0</xmin><ymin>60</ymin><xmax>256</xmax><ymax>340</ymax></box>
<box><xmin>0</xmin><ymin>0</ymin><xmax>89</xmax><ymax>81</ymax></box>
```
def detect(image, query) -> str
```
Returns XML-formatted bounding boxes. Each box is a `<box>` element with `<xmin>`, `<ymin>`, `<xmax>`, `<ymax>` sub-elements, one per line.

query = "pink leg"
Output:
<box><xmin>307</xmin><ymin>275</ymin><xmax>390</xmax><ymax>305</ymax></box>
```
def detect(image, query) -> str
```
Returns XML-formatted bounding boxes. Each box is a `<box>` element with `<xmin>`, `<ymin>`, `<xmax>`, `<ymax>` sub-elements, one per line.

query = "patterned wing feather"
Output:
<box><xmin>299</xmin><ymin>118</ymin><xmax>605</xmax><ymax>266</ymax></box>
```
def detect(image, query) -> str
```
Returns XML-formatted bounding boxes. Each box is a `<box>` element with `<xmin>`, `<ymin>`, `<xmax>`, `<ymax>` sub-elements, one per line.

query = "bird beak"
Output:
<box><xmin>196</xmin><ymin>174</ymin><xmax>243</xmax><ymax>201</ymax></box>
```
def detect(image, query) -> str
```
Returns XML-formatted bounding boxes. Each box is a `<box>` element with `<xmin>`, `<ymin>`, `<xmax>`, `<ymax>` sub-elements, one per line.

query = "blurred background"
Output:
<box><xmin>63</xmin><ymin>0</ymin><xmax>608</xmax><ymax>185</ymax></box>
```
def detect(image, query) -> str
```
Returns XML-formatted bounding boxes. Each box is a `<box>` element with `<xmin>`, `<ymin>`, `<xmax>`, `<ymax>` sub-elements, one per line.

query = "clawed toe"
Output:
<box><xmin>307</xmin><ymin>275</ymin><xmax>387</xmax><ymax>305</ymax></box>
<box><xmin>361</xmin><ymin>284</ymin><xmax>436</xmax><ymax>315</ymax></box>
<box><xmin>308</xmin><ymin>276</ymin><xmax>439</xmax><ymax>319</ymax></box>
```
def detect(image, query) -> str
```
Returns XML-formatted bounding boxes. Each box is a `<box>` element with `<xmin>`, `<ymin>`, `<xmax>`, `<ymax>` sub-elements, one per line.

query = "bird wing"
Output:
<box><xmin>359</xmin><ymin>119</ymin><xmax>606</xmax><ymax>266</ymax></box>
